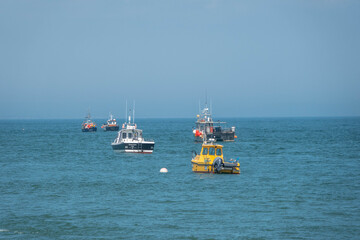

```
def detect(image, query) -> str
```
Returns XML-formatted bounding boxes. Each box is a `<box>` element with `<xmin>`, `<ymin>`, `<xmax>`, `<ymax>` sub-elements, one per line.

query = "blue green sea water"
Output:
<box><xmin>1</xmin><ymin>117</ymin><xmax>360</xmax><ymax>239</ymax></box>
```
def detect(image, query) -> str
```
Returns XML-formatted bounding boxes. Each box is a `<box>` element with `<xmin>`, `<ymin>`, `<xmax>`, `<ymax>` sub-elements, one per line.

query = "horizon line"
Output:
<box><xmin>0</xmin><ymin>115</ymin><xmax>359</xmax><ymax>120</ymax></box>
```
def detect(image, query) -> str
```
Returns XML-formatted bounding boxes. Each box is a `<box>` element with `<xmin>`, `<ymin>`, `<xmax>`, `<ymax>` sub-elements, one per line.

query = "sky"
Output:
<box><xmin>0</xmin><ymin>0</ymin><xmax>359</xmax><ymax>119</ymax></box>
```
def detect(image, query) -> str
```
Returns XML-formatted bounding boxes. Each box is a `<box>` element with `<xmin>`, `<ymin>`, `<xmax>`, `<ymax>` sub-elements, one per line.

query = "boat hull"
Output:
<box><xmin>191</xmin><ymin>161</ymin><xmax>240</xmax><ymax>174</ymax></box>
<box><xmin>111</xmin><ymin>142</ymin><xmax>155</xmax><ymax>153</ymax></box>
<box><xmin>82</xmin><ymin>127</ymin><xmax>97</xmax><ymax>132</ymax></box>
<box><xmin>194</xmin><ymin>131</ymin><xmax>235</xmax><ymax>142</ymax></box>
<box><xmin>104</xmin><ymin>126</ymin><xmax>119</xmax><ymax>131</ymax></box>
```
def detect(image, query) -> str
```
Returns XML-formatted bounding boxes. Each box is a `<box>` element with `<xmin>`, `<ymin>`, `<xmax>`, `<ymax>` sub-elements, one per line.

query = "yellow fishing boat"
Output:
<box><xmin>191</xmin><ymin>139</ymin><xmax>240</xmax><ymax>174</ymax></box>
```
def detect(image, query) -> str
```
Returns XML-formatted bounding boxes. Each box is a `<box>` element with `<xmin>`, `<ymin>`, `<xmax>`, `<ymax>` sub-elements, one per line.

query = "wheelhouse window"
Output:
<box><xmin>216</xmin><ymin>148</ymin><xmax>222</xmax><ymax>156</ymax></box>
<box><xmin>122</xmin><ymin>132</ymin><xmax>126</xmax><ymax>139</ymax></box>
<box><xmin>128</xmin><ymin>133</ymin><xmax>132</xmax><ymax>139</ymax></box>
<box><xmin>209</xmin><ymin>147</ymin><xmax>215</xmax><ymax>155</ymax></box>
<box><xmin>202</xmin><ymin>148</ymin><xmax>208</xmax><ymax>155</ymax></box>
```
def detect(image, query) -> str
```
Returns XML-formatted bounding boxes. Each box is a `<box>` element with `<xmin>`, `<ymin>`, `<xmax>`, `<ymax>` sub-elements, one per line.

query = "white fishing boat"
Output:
<box><xmin>111</xmin><ymin>104</ymin><xmax>155</xmax><ymax>153</ymax></box>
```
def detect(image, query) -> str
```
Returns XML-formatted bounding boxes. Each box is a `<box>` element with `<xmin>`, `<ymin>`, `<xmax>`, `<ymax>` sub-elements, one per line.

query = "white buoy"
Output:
<box><xmin>160</xmin><ymin>168</ymin><xmax>168</xmax><ymax>173</ymax></box>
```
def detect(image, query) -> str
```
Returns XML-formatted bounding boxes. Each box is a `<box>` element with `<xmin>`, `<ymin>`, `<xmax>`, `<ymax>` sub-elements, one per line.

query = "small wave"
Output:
<box><xmin>0</xmin><ymin>229</ymin><xmax>9</xmax><ymax>232</ymax></box>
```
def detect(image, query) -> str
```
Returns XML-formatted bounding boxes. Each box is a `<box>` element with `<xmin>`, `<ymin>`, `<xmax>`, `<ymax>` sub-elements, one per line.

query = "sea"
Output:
<box><xmin>0</xmin><ymin>117</ymin><xmax>359</xmax><ymax>239</ymax></box>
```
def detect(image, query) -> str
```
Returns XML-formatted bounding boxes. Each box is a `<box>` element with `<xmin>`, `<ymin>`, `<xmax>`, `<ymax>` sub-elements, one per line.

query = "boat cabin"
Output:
<box><xmin>115</xmin><ymin>128</ymin><xmax>143</xmax><ymax>143</ymax></box>
<box><xmin>199</xmin><ymin>143</ymin><xmax>223</xmax><ymax>163</ymax></box>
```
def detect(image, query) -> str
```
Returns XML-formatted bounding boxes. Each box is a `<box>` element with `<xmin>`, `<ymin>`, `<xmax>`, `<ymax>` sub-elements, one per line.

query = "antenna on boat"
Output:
<box><xmin>133</xmin><ymin>100</ymin><xmax>135</xmax><ymax>124</ymax></box>
<box><xmin>205</xmin><ymin>90</ymin><xmax>208</xmax><ymax>108</ymax></box>
<box><xmin>210</xmin><ymin>99</ymin><xmax>212</xmax><ymax>115</ymax></box>
<box><xmin>128</xmin><ymin>108</ymin><xmax>131</xmax><ymax>124</ymax></box>
<box><xmin>125</xmin><ymin>99</ymin><xmax>127</xmax><ymax>123</ymax></box>
<box><xmin>86</xmin><ymin>107</ymin><xmax>91</xmax><ymax>119</ymax></box>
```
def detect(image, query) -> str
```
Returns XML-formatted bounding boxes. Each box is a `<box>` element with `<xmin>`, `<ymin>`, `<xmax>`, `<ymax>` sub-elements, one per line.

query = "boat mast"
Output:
<box><xmin>128</xmin><ymin>108</ymin><xmax>131</xmax><ymax>124</ymax></box>
<box><xmin>133</xmin><ymin>100</ymin><xmax>135</xmax><ymax>124</ymax></box>
<box><xmin>86</xmin><ymin>108</ymin><xmax>91</xmax><ymax>120</ymax></box>
<box><xmin>125</xmin><ymin>100</ymin><xmax>127</xmax><ymax>123</ymax></box>
<box><xmin>205</xmin><ymin>90</ymin><xmax>207</xmax><ymax>109</ymax></box>
<box><xmin>204</xmin><ymin>92</ymin><xmax>207</xmax><ymax>118</ymax></box>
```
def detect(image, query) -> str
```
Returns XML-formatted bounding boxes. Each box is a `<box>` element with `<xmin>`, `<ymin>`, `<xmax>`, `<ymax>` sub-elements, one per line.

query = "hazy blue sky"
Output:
<box><xmin>1</xmin><ymin>0</ymin><xmax>359</xmax><ymax>119</ymax></box>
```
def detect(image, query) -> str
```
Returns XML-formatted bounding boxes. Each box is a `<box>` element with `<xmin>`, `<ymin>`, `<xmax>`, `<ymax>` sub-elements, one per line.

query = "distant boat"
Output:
<box><xmin>193</xmin><ymin>104</ymin><xmax>236</xmax><ymax>142</ymax></box>
<box><xmin>111</xmin><ymin>106</ymin><xmax>155</xmax><ymax>153</ymax></box>
<box><xmin>101</xmin><ymin>113</ymin><xmax>119</xmax><ymax>131</ymax></box>
<box><xmin>81</xmin><ymin>112</ymin><xmax>97</xmax><ymax>132</ymax></box>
